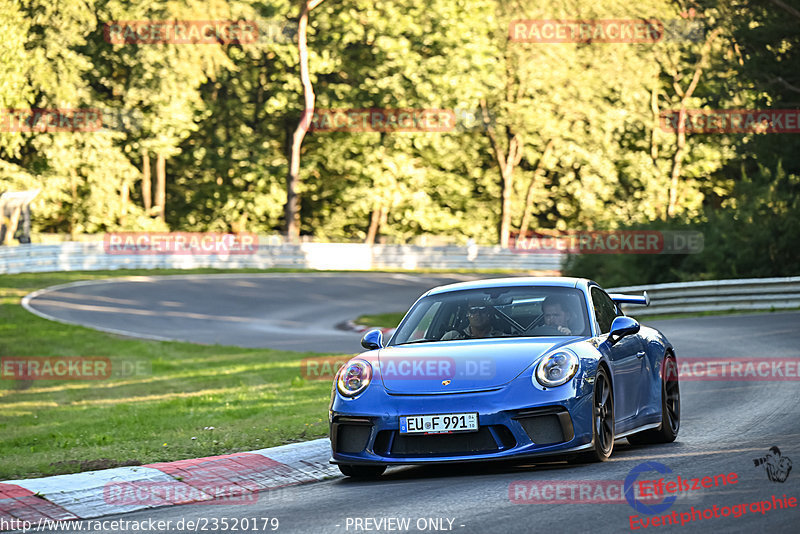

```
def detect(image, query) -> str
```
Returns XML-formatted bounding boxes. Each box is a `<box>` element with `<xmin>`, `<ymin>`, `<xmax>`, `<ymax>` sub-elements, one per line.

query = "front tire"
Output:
<box><xmin>628</xmin><ymin>353</ymin><xmax>680</xmax><ymax>445</ymax></box>
<box><xmin>569</xmin><ymin>366</ymin><xmax>614</xmax><ymax>463</ymax></box>
<box><xmin>338</xmin><ymin>464</ymin><xmax>386</xmax><ymax>478</ymax></box>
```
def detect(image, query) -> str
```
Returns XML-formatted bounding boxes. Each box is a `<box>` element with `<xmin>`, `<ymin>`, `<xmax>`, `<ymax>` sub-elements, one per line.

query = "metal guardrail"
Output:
<box><xmin>2</xmin><ymin>242</ymin><xmax>796</xmax><ymax>317</ymax></box>
<box><xmin>0</xmin><ymin>240</ymin><xmax>563</xmax><ymax>274</ymax></box>
<box><xmin>609</xmin><ymin>277</ymin><xmax>800</xmax><ymax>316</ymax></box>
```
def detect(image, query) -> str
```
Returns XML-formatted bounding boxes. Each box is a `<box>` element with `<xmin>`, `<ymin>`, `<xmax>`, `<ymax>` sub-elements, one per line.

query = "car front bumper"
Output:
<box><xmin>330</xmin><ymin>374</ymin><xmax>596</xmax><ymax>465</ymax></box>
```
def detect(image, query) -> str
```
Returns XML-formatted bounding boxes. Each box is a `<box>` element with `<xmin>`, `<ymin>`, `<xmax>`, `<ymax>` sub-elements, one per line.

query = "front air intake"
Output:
<box><xmin>331</xmin><ymin>417</ymin><xmax>372</xmax><ymax>454</ymax></box>
<box><xmin>514</xmin><ymin>406</ymin><xmax>574</xmax><ymax>445</ymax></box>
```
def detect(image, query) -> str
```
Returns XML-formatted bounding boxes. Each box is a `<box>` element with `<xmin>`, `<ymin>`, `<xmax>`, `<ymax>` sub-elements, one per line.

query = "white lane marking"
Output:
<box><xmin>21</xmin><ymin>273</ymin><xmax>467</xmax><ymax>344</ymax></box>
<box><xmin>616</xmin><ymin>446</ymin><xmax>768</xmax><ymax>462</ymax></box>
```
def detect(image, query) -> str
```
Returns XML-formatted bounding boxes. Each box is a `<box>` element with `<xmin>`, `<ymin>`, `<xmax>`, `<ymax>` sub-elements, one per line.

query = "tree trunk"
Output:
<box><xmin>155</xmin><ymin>152</ymin><xmax>166</xmax><ymax>221</ymax></box>
<box><xmin>120</xmin><ymin>180</ymin><xmax>129</xmax><ymax>226</ymax></box>
<box><xmin>650</xmin><ymin>82</ymin><xmax>660</xmax><ymax>163</ymax></box>
<box><xmin>499</xmin><ymin>171</ymin><xmax>513</xmax><ymax>247</ymax></box>
<box><xmin>767</xmin><ymin>0</ymin><xmax>800</xmax><ymax>20</ymax></box>
<box><xmin>667</xmin><ymin>108</ymin><xmax>687</xmax><ymax>218</ymax></box>
<box><xmin>665</xmin><ymin>28</ymin><xmax>721</xmax><ymax>218</ymax></box>
<box><xmin>378</xmin><ymin>205</ymin><xmax>389</xmax><ymax>244</ymax></box>
<box><xmin>365</xmin><ymin>205</ymin><xmax>383</xmax><ymax>245</ymax></box>
<box><xmin>481</xmin><ymin>100</ymin><xmax>523</xmax><ymax>248</ymax></box>
<box><xmin>69</xmin><ymin>169</ymin><xmax>78</xmax><ymax>240</ymax></box>
<box><xmin>285</xmin><ymin>0</ymin><xmax>326</xmax><ymax>242</ymax></box>
<box><xmin>378</xmin><ymin>206</ymin><xmax>388</xmax><ymax>227</ymax></box>
<box><xmin>517</xmin><ymin>139</ymin><xmax>554</xmax><ymax>240</ymax></box>
<box><xmin>142</xmin><ymin>149</ymin><xmax>151</xmax><ymax>212</ymax></box>
<box><xmin>3</xmin><ymin>207</ymin><xmax>21</xmax><ymax>245</ymax></box>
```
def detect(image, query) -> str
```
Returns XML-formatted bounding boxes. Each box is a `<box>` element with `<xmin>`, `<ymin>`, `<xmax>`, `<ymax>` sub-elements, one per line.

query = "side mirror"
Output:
<box><xmin>361</xmin><ymin>329</ymin><xmax>384</xmax><ymax>350</ymax></box>
<box><xmin>608</xmin><ymin>316</ymin><xmax>640</xmax><ymax>346</ymax></box>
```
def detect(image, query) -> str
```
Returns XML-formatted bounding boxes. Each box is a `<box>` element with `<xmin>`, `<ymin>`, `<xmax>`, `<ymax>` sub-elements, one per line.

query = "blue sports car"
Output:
<box><xmin>329</xmin><ymin>277</ymin><xmax>680</xmax><ymax>478</ymax></box>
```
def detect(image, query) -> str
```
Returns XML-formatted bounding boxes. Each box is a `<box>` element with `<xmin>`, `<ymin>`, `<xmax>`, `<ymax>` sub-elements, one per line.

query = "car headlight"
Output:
<box><xmin>337</xmin><ymin>359</ymin><xmax>372</xmax><ymax>397</ymax></box>
<box><xmin>535</xmin><ymin>350</ymin><xmax>580</xmax><ymax>387</ymax></box>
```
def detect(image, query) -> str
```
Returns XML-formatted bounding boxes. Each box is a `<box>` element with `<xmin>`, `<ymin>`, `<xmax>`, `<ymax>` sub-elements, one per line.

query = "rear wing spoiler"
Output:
<box><xmin>609</xmin><ymin>291</ymin><xmax>650</xmax><ymax>306</ymax></box>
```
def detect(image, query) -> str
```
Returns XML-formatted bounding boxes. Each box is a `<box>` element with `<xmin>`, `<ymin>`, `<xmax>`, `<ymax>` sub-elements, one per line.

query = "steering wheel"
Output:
<box><xmin>532</xmin><ymin>325</ymin><xmax>564</xmax><ymax>336</ymax></box>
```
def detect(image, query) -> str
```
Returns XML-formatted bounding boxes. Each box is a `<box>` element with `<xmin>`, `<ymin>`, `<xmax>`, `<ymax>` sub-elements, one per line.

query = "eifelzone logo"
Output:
<box><xmin>625</xmin><ymin>461</ymin><xmax>677</xmax><ymax>515</ymax></box>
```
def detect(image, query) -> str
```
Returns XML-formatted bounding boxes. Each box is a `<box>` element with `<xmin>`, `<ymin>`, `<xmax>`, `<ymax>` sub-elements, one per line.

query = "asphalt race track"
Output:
<box><xmin>22</xmin><ymin>274</ymin><xmax>800</xmax><ymax>533</ymax></box>
<box><xmin>24</xmin><ymin>273</ymin><xmax>480</xmax><ymax>353</ymax></box>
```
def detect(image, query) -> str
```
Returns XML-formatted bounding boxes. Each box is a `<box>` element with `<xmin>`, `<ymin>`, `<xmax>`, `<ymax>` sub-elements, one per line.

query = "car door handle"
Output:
<box><xmin>636</xmin><ymin>351</ymin><xmax>646</xmax><ymax>358</ymax></box>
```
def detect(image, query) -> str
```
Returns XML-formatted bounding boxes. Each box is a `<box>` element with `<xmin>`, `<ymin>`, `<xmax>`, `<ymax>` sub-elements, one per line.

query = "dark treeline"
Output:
<box><xmin>0</xmin><ymin>1</ymin><xmax>797</xmax><ymax>284</ymax></box>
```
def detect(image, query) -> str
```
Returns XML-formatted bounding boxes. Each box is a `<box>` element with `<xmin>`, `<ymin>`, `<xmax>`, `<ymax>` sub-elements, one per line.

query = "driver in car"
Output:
<box><xmin>532</xmin><ymin>296</ymin><xmax>574</xmax><ymax>335</ymax></box>
<box><xmin>441</xmin><ymin>305</ymin><xmax>504</xmax><ymax>340</ymax></box>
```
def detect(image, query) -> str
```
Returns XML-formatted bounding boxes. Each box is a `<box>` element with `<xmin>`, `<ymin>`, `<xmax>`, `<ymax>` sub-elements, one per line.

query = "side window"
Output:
<box><xmin>591</xmin><ymin>287</ymin><xmax>620</xmax><ymax>334</ymax></box>
<box><xmin>415</xmin><ymin>302</ymin><xmax>442</xmax><ymax>341</ymax></box>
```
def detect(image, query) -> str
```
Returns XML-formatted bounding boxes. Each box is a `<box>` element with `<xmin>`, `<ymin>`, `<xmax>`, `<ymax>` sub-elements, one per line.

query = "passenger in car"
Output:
<box><xmin>441</xmin><ymin>305</ymin><xmax>505</xmax><ymax>340</ymax></box>
<box><xmin>532</xmin><ymin>296</ymin><xmax>575</xmax><ymax>335</ymax></box>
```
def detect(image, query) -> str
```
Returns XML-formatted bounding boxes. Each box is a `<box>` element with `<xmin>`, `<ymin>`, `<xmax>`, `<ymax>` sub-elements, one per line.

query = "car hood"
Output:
<box><xmin>378</xmin><ymin>337</ymin><xmax>580</xmax><ymax>394</ymax></box>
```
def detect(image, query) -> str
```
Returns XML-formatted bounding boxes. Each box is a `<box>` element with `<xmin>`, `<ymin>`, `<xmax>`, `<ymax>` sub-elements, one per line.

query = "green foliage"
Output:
<box><xmin>564</xmin><ymin>163</ymin><xmax>800</xmax><ymax>286</ymax></box>
<box><xmin>355</xmin><ymin>311</ymin><xmax>406</xmax><ymax>328</ymax></box>
<box><xmin>0</xmin><ymin>0</ymin><xmax>796</xmax><ymax>280</ymax></box>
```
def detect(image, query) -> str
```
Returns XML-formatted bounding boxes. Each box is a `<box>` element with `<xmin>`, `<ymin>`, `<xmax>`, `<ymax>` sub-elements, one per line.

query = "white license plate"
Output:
<box><xmin>399</xmin><ymin>413</ymin><xmax>479</xmax><ymax>435</ymax></box>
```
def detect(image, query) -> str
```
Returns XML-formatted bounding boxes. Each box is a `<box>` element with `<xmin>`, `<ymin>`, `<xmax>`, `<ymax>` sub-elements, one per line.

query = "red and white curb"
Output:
<box><xmin>341</xmin><ymin>320</ymin><xmax>395</xmax><ymax>338</ymax></box>
<box><xmin>0</xmin><ymin>438</ymin><xmax>337</xmax><ymax>530</ymax></box>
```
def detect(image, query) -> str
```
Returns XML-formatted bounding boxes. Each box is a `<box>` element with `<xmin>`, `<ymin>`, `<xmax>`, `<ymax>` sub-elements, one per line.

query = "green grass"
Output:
<box><xmin>354</xmin><ymin>312</ymin><xmax>407</xmax><ymax>328</ymax></box>
<box><xmin>0</xmin><ymin>266</ymin><xmax>552</xmax><ymax>480</ymax></box>
<box><xmin>0</xmin><ymin>269</ymin><xmax>351</xmax><ymax>480</ymax></box>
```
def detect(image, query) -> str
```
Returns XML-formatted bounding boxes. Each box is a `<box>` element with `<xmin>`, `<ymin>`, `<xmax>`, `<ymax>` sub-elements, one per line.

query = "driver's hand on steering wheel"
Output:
<box><xmin>557</xmin><ymin>325</ymin><xmax>572</xmax><ymax>335</ymax></box>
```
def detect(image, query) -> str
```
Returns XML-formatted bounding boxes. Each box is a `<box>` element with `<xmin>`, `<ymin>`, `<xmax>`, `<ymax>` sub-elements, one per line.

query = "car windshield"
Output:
<box><xmin>391</xmin><ymin>286</ymin><xmax>591</xmax><ymax>345</ymax></box>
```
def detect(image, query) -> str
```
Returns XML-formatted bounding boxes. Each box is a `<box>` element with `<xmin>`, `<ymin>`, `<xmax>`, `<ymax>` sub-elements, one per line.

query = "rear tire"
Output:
<box><xmin>569</xmin><ymin>366</ymin><xmax>614</xmax><ymax>463</ymax></box>
<box><xmin>338</xmin><ymin>464</ymin><xmax>386</xmax><ymax>478</ymax></box>
<box><xmin>627</xmin><ymin>354</ymin><xmax>680</xmax><ymax>445</ymax></box>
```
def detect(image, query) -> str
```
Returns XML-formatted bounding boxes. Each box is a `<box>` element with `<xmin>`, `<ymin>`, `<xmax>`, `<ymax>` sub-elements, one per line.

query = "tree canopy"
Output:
<box><xmin>1</xmin><ymin>0</ymin><xmax>797</xmax><ymax>281</ymax></box>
